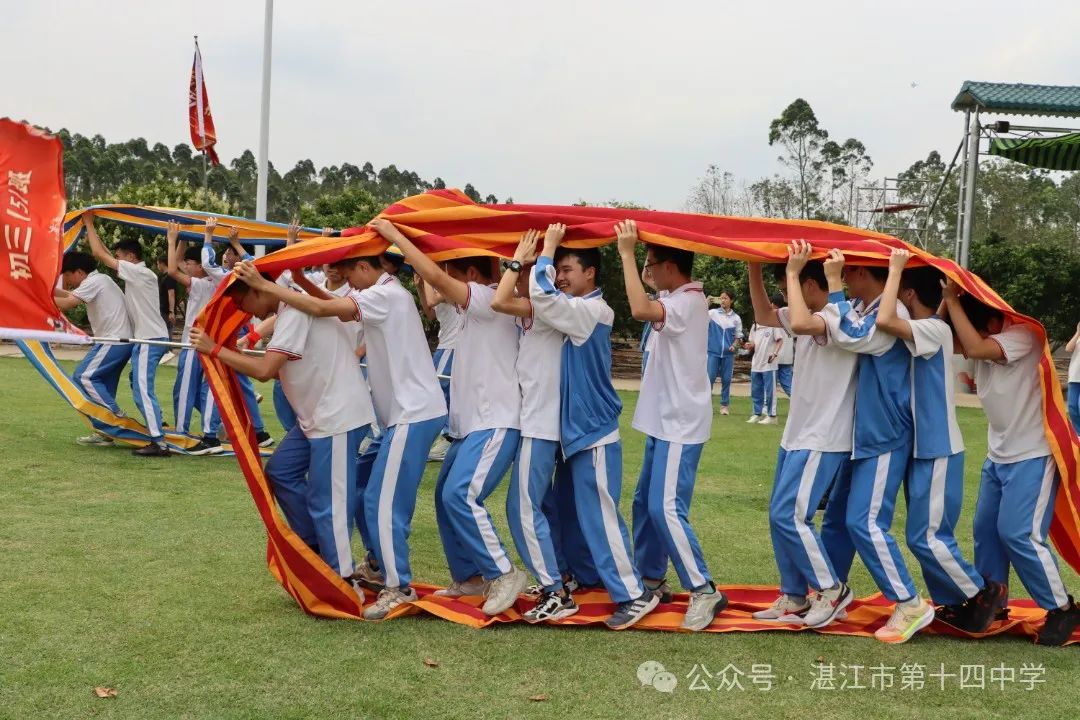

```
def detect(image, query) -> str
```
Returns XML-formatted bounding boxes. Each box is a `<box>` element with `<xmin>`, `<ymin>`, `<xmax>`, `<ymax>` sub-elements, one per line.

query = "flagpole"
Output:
<box><xmin>254</xmin><ymin>0</ymin><xmax>274</xmax><ymax>258</ymax></box>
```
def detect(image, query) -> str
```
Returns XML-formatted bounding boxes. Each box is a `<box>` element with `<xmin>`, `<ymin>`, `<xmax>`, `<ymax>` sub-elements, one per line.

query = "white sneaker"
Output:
<box><xmin>363</xmin><ymin>586</ymin><xmax>418</xmax><ymax>620</ymax></box>
<box><xmin>427</xmin><ymin>436</ymin><xmax>451</xmax><ymax>462</ymax></box>
<box><xmin>803</xmin><ymin>583</ymin><xmax>853</xmax><ymax>628</ymax></box>
<box><xmin>434</xmin><ymin>577</ymin><xmax>489</xmax><ymax>598</ymax></box>
<box><xmin>719</xmin><ymin>406</ymin><xmax>730</xmax><ymax>416</ymax></box>
<box><xmin>76</xmin><ymin>434</ymin><xmax>114</xmax><ymax>447</ymax></box>
<box><xmin>759</xmin><ymin>416</ymin><xmax>777</xmax><ymax>425</ymax></box>
<box><xmin>746</xmin><ymin>415</ymin><xmax>761</xmax><ymax>424</ymax></box>
<box><xmin>482</xmin><ymin>568</ymin><xmax>528</xmax><ymax>616</ymax></box>
<box><xmin>752</xmin><ymin>593</ymin><xmax>810</xmax><ymax>621</ymax></box>
<box><xmin>159</xmin><ymin>351</ymin><xmax>175</xmax><ymax>365</ymax></box>
<box><xmin>681</xmin><ymin>587</ymin><xmax>729</xmax><ymax>631</ymax></box>
<box><xmin>875</xmin><ymin>597</ymin><xmax>935</xmax><ymax>644</ymax></box>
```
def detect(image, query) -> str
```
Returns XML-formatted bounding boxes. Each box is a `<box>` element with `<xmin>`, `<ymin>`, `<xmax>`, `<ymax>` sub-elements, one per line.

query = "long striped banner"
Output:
<box><xmin>194</xmin><ymin>188</ymin><xmax>1080</xmax><ymax>630</ymax></box>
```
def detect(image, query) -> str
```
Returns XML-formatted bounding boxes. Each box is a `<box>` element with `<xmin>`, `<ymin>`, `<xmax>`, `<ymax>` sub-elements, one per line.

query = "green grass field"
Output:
<box><xmin>0</xmin><ymin>356</ymin><xmax>1076</xmax><ymax>720</ymax></box>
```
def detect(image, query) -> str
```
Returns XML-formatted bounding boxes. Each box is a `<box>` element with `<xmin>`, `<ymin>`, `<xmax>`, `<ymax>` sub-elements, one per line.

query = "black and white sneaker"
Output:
<box><xmin>255</xmin><ymin>431</ymin><xmax>274</xmax><ymax>448</ymax></box>
<box><xmin>526</xmin><ymin>575</ymin><xmax>582</xmax><ymax>598</ymax></box>
<box><xmin>523</xmin><ymin>591</ymin><xmax>579</xmax><ymax>623</ymax></box>
<box><xmin>605</xmin><ymin>590</ymin><xmax>660</xmax><ymax>630</ymax></box>
<box><xmin>188</xmin><ymin>436</ymin><xmax>223</xmax><ymax>456</ymax></box>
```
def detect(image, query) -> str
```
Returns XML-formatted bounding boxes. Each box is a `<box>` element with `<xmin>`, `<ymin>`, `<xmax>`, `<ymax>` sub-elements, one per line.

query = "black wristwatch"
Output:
<box><xmin>501</xmin><ymin>259</ymin><xmax>523</xmax><ymax>273</ymax></box>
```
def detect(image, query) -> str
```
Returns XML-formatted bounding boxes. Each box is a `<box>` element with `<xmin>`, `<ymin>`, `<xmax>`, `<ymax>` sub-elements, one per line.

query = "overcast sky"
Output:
<box><xmin>6</xmin><ymin>1</ymin><xmax>1080</xmax><ymax>210</ymax></box>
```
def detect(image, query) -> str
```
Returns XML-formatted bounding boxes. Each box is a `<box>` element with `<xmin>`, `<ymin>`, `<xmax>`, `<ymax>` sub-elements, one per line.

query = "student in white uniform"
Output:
<box><xmin>489</xmin><ymin>229</ymin><xmax>583</xmax><ymax>622</ymax></box>
<box><xmin>55</xmin><ymin>251</ymin><xmax>134</xmax><ymax>445</ymax></box>
<box><xmin>83</xmin><ymin>213</ymin><xmax>171</xmax><ymax>457</ymax></box>
<box><xmin>616</xmin><ymin>220</ymin><xmax>727</xmax><ymax>632</ymax></box>
<box><xmin>367</xmin><ymin>219</ymin><xmax>528</xmax><ymax>617</ymax></box>
<box><xmin>748</xmin><ymin>245</ymin><xmax>858</xmax><ymax>629</ymax></box>
<box><xmin>164</xmin><ymin>221</ymin><xmax>221</xmax><ymax>455</ymax></box>
<box><xmin>417</xmin><ymin>274</ymin><xmax>462</xmax><ymax>461</ymax></box>
<box><xmin>875</xmin><ymin>249</ymin><xmax>1000</xmax><ymax>633</ymax></box>
<box><xmin>745</xmin><ymin>318</ymin><xmax>784</xmax><ymax>424</ymax></box>
<box><xmin>942</xmin><ymin>283</ymin><xmax>1080</xmax><ymax>646</ymax></box>
<box><xmin>531</xmin><ymin>223</ymin><xmax>658</xmax><ymax>630</ymax></box>
<box><xmin>188</xmin><ymin>276</ymin><xmax>375</xmax><ymax>593</ymax></box>
<box><xmin>233</xmin><ymin>250</ymin><xmax>447</xmax><ymax>620</ymax></box>
<box><xmin>1066</xmin><ymin>322</ymin><xmax>1080</xmax><ymax>435</ymax></box>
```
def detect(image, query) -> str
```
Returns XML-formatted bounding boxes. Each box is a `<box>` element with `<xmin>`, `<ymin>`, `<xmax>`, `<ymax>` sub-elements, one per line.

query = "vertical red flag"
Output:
<box><xmin>0</xmin><ymin>119</ymin><xmax>84</xmax><ymax>342</ymax></box>
<box><xmin>189</xmin><ymin>38</ymin><xmax>221</xmax><ymax>165</ymax></box>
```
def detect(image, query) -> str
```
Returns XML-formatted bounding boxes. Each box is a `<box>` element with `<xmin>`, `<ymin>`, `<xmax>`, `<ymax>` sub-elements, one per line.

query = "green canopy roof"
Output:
<box><xmin>952</xmin><ymin>81</ymin><xmax>1080</xmax><ymax>118</ymax></box>
<box><xmin>989</xmin><ymin>133</ymin><xmax>1080</xmax><ymax>170</ymax></box>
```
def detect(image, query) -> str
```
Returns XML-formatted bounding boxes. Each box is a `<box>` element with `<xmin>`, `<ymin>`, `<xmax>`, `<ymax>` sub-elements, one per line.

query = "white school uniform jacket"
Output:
<box><xmin>434</xmin><ymin>302</ymin><xmax>463</xmax><ymax>351</ymax></box>
<box><xmin>116</xmin><ymin>260</ymin><xmax>169</xmax><ymax>339</ymax></box>
<box><xmin>777</xmin><ymin>307</ymin><xmax>857</xmax><ymax>453</ymax></box>
<box><xmin>972</xmin><ymin>321</ymin><xmax>1051</xmax><ymax>464</ymax></box>
<box><xmin>820</xmin><ymin>292</ymin><xmax>913</xmax><ymax>460</ymax></box>
<box><xmin>267</xmin><ymin>302</ymin><xmax>375</xmax><ymax>439</ymax></box>
<box><xmin>748</xmin><ymin>323</ymin><xmax>784</xmax><ymax>373</ymax></box>
<box><xmin>529</xmin><ymin>257</ymin><xmax>622</xmax><ymax>457</ymax></box>
<box><xmin>516</xmin><ymin>312</ymin><xmax>564</xmax><ymax>442</ymax></box>
<box><xmin>633</xmin><ymin>281</ymin><xmax>711</xmax><ymax>445</ymax></box>
<box><xmin>906</xmin><ymin>316</ymin><xmax>964</xmax><ymax>459</ymax></box>
<box><xmin>180</xmin><ymin>275</ymin><xmax>217</xmax><ymax>344</ymax></box>
<box><xmin>448</xmin><ymin>282</ymin><xmax>521</xmax><ymax>438</ymax></box>
<box><xmin>348</xmin><ymin>273</ymin><xmax>446</xmax><ymax>428</ymax></box>
<box><xmin>72</xmin><ymin>270</ymin><xmax>132</xmax><ymax>341</ymax></box>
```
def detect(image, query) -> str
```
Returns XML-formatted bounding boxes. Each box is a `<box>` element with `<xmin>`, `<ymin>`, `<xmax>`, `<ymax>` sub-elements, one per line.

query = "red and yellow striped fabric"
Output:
<box><xmin>197</xmin><ymin>188</ymin><xmax>1080</xmax><ymax>631</ymax></box>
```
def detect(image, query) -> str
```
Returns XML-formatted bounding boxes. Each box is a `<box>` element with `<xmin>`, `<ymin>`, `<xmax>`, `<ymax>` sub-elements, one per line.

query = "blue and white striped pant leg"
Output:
<box><xmin>547</xmin><ymin>458</ymin><xmax>601</xmax><ymax>587</ymax></box>
<box><xmin>433</xmin><ymin>349</ymin><xmax>453</xmax><ymax>436</ymax></box>
<box><xmin>172</xmin><ymin>348</ymin><xmax>203</xmax><ymax>434</ymax></box>
<box><xmin>768</xmin><ymin>449</ymin><xmax>843</xmax><ymax>596</ymax></box>
<box><xmin>272</xmin><ymin>379</ymin><xmax>297</xmax><ymax>434</ymax></box>
<box><xmin>129</xmin><ymin>338</ymin><xmax>167</xmax><ymax>441</ymax></box>
<box><xmin>905</xmin><ymin>453</ymin><xmax>983</xmax><ymax>606</ymax></box>
<box><xmin>355</xmin><ymin>431</ymin><xmax>382</xmax><ymax>559</ymax></box>
<box><xmin>635</xmin><ymin>437</ymin><xmax>712</xmax><ymax>591</ymax></box>
<box><xmin>632</xmin><ymin>435</ymin><xmax>668</xmax><ymax>581</ymax></box>
<box><xmin>196</xmin><ymin>372</ymin><xmax>216</xmax><ymax>436</ymax></box>
<box><xmin>846</xmin><ymin>447</ymin><xmax>917</xmax><ymax>602</ymax></box>
<box><xmin>764</xmin><ymin>370</ymin><xmax>777</xmax><ymax>416</ymax></box>
<box><xmin>438</xmin><ymin>428</ymin><xmax>520</xmax><ymax>582</ymax></box>
<box><xmin>209</xmin><ymin>372</ymin><xmax>267</xmax><ymax>437</ymax></box>
<box><xmin>365</xmin><ymin>415</ymin><xmax>446</xmax><ymax>589</ymax></box>
<box><xmin>506</xmin><ymin>436</ymin><xmax>563</xmax><ymax>593</ymax></box>
<box><xmin>434</xmin><ymin>438</ymin><xmax>478</xmax><ymax>582</ymax></box>
<box><xmin>264</xmin><ymin>424</ymin><xmax>319</xmax><ymax>549</ymax></box>
<box><xmin>568</xmin><ymin>441</ymin><xmax>645</xmax><ymax>603</ymax></box>
<box><xmin>777</xmin><ymin>364</ymin><xmax>793</xmax><ymax>397</ymax></box>
<box><xmin>73</xmin><ymin>343</ymin><xmax>132</xmax><ymax>413</ymax></box>
<box><xmin>820</xmin><ymin>458</ymin><xmax>856</xmax><ymax>584</ymax></box>
<box><xmin>974</xmin><ymin>456</ymin><xmax>1070</xmax><ymax>611</ymax></box>
<box><xmin>718</xmin><ymin>354</ymin><xmax>735</xmax><ymax>407</ymax></box>
<box><xmin>308</xmin><ymin>426</ymin><xmax>365</xmax><ymax>578</ymax></box>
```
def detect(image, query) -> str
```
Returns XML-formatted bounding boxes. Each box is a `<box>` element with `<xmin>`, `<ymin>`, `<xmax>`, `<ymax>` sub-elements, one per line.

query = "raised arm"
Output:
<box><xmin>201</xmin><ymin>217</ymin><xmax>225</xmax><ymax>282</ymax></box>
<box><xmin>942</xmin><ymin>280</ymin><xmax>1004</xmax><ymax>361</ymax></box>
<box><xmin>784</xmin><ymin>240</ymin><xmax>827</xmax><ymax>336</ymax></box>
<box><xmin>491</xmin><ymin>229</ymin><xmax>538</xmax><ymax>319</ymax></box>
<box><xmin>234</xmin><ymin>261</ymin><xmax>355</xmax><ymax>321</ymax></box>
<box><xmin>228</xmin><ymin>225</ymin><xmax>253</xmax><ymax>261</ymax></box>
<box><xmin>748</xmin><ymin>262</ymin><xmax>781</xmax><ymax>327</ymax></box>
<box><xmin>1066</xmin><ymin>321</ymin><xmax>1080</xmax><ymax>354</ymax></box>
<box><xmin>416</xmin><ymin>274</ymin><xmax>436</xmax><ymax>320</ymax></box>
<box><xmin>83</xmin><ymin>213</ymin><xmax>118</xmax><ymax>271</ymax></box>
<box><xmin>876</xmin><ymin>248</ymin><xmax>914</xmax><ymax>341</ymax></box>
<box><xmin>369</xmin><ymin>218</ymin><xmax>470</xmax><ymax>307</ymax></box>
<box><xmin>616</xmin><ymin>220</ymin><xmax>664</xmax><ymax>323</ymax></box>
<box><xmin>166</xmin><ymin>221</ymin><xmax>192</xmax><ymax>289</ymax></box>
<box><xmin>190</xmin><ymin>326</ymin><xmax>288</xmax><ymax>382</ymax></box>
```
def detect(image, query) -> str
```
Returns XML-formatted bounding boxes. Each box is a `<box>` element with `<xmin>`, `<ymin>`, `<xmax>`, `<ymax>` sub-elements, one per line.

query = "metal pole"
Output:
<box><xmin>202</xmin><ymin>150</ymin><xmax>208</xmax><ymax>192</ymax></box>
<box><xmin>954</xmin><ymin>110</ymin><xmax>970</xmax><ymax>261</ymax></box>
<box><xmin>254</xmin><ymin>0</ymin><xmax>274</xmax><ymax>257</ymax></box>
<box><xmin>959</xmin><ymin>111</ymin><xmax>981</xmax><ymax>268</ymax></box>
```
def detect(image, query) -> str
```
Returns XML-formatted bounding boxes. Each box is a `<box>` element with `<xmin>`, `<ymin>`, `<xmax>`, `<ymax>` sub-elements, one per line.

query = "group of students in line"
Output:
<box><xmin>59</xmin><ymin>215</ymin><xmax>1080</xmax><ymax>644</ymax></box>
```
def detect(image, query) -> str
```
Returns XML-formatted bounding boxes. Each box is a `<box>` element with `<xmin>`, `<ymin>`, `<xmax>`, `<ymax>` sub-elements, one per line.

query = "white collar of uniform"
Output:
<box><xmin>668</xmin><ymin>280</ymin><xmax>703</xmax><ymax>296</ymax></box>
<box><xmin>715</xmin><ymin>306</ymin><xmax>735</xmax><ymax>315</ymax></box>
<box><xmin>856</xmin><ymin>294</ymin><xmax>882</xmax><ymax>316</ymax></box>
<box><xmin>86</xmin><ymin>269</ymin><xmax>101</xmax><ymax>278</ymax></box>
<box><xmin>376</xmin><ymin>272</ymin><xmax>396</xmax><ymax>286</ymax></box>
<box><xmin>583</xmin><ymin>287</ymin><xmax>602</xmax><ymax>300</ymax></box>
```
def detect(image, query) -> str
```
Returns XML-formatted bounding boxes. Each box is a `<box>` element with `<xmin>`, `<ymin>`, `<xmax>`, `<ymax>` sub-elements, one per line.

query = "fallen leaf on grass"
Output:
<box><xmin>94</xmin><ymin>687</ymin><xmax>118</xmax><ymax>699</ymax></box>
<box><xmin>529</xmin><ymin>694</ymin><xmax>549</xmax><ymax>702</ymax></box>
<box><xmin>423</xmin><ymin>658</ymin><xmax>440</xmax><ymax>668</ymax></box>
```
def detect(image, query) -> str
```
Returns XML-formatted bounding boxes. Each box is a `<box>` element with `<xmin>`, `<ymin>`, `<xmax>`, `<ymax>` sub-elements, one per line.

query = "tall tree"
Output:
<box><xmin>768</xmin><ymin>99</ymin><xmax>829</xmax><ymax>219</ymax></box>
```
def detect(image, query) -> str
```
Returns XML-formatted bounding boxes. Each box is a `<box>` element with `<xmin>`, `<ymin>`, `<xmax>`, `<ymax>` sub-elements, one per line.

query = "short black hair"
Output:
<box><xmin>448</xmin><ymin>255</ymin><xmax>495</xmax><ymax>281</ymax></box>
<box><xmin>900</xmin><ymin>266</ymin><xmax>944</xmax><ymax>310</ymax></box>
<box><xmin>115</xmin><ymin>239</ymin><xmax>143</xmax><ymax>261</ymax></box>
<box><xmin>718</xmin><ymin>288</ymin><xmax>735</xmax><ymax>301</ymax></box>
<box><xmin>381</xmin><ymin>253</ymin><xmax>406</xmax><ymax>272</ymax></box>
<box><xmin>156</xmin><ymin>254</ymin><xmax>168</xmax><ymax>265</ymax></box>
<box><xmin>183</xmin><ymin>247</ymin><xmax>202</xmax><ymax>263</ymax></box>
<box><xmin>646</xmin><ymin>243</ymin><xmax>693</xmax><ymax>276</ymax></box>
<box><xmin>796</xmin><ymin>261</ymin><xmax>827</xmax><ymax>291</ymax></box>
<box><xmin>62</xmin><ymin>251</ymin><xmax>95</xmax><ymax>274</ymax></box>
<box><xmin>866</xmin><ymin>265</ymin><xmax>888</xmax><ymax>282</ymax></box>
<box><xmin>330</xmin><ymin>255</ymin><xmax>381</xmax><ymax>271</ymax></box>
<box><xmin>770</xmin><ymin>292</ymin><xmax>786</xmax><ymax>307</ymax></box>
<box><xmin>956</xmin><ymin>293</ymin><xmax>1005</xmax><ymax>334</ymax></box>
<box><xmin>241</xmin><ymin>243</ymin><xmax>256</xmax><ymax>257</ymax></box>
<box><xmin>554</xmin><ymin>246</ymin><xmax>602</xmax><ymax>275</ymax></box>
<box><xmin>225</xmin><ymin>272</ymin><xmax>274</xmax><ymax>299</ymax></box>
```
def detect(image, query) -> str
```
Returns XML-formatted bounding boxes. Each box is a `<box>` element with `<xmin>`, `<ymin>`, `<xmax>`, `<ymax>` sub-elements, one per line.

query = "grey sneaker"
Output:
<box><xmin>427</xmin><ymin>436</ymin><xmax>451</xmax><ymax>462</ymax></box>
<box><xmin>363</xmin><ymin>586</ymin><xmax>417</xmax><ymax>620</ymax></box>
<box><xmin>76</xmin><ymin>433</ymin><xmax>114</xmax><ymax>447</ymax></box>
<box><xmin>752</xmin><ymin>593</ymin><xmax>811</xmax><ymax>621</ymax></box>
<box><xmin>803</xmin><ymin>583</ymin><xmax>853</xmax><ymax>629</ymax></box>
<box><xmin>681</xmin><ymin>586</ymin><xmax>729</xmax><ymax>631</ymax></box>
<box><xmin>434</xmin><ymin>577</ymin><xmax>489</xmax><ymax>598</ymax></box>
<box><xmin>482</xmin><ymin>568</ymin><xmax>528</xmax><ymax>616</ymax></box>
